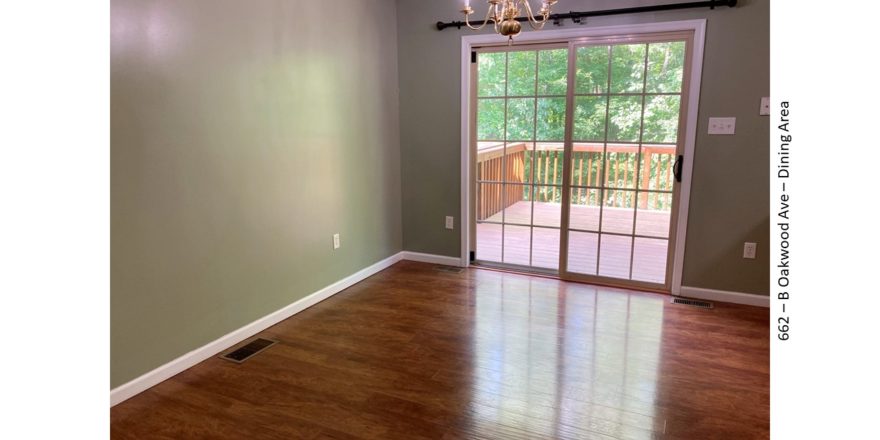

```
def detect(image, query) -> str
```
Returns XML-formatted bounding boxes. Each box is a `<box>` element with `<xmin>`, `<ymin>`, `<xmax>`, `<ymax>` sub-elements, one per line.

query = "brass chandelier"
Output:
<box><xmin>461</xmin><ymin>0</ymin><xmax>559</xmax><ymax>41</ymax></box>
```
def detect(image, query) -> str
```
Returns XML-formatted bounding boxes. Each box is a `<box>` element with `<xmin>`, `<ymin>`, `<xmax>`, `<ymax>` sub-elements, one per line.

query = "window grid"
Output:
<box><xmin>475</xmin><ymin>39</ymin><xmax>685</xmax><ymax>283</ymax></box>
<box><xmin>569</xmin><ymin>41</ymin><xmax>682</xmax><ymax>283</ymax></box>
<box><xmin>476</xmin><ymin>48</ymin><xmax>568</xmax><ymax>269</ymax></box>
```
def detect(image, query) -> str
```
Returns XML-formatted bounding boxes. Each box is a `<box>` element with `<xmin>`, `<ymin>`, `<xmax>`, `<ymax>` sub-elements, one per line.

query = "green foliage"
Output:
<box><xmin>647</xmin><ymin>42</ymin><xmax>685</xmax><ymax>93</ymax></box>
<box><xmin>610</xmin><ymin>44</ymin><xmax>646</xmax><ymax>94</ymax></box>
<box><xmin>537</xmin><ymin>49</ymin><xmax>568</xmax><ymax>95</ymax></box>
<box><xmin>476</xmin><ymin>42</ymin><xmax>685</xmax><ymax>201</ymax></box>
<box><xmin>506</xmin><ymin>98</ymin><xmax>535</xmax><ymax>140</ymax></box>
<box><xmin>643</xmin><ymin>95</ymin><xmax>681</xmax><ymax>143</ymax></box>
<box><xmin>537</xmin><ymin>98</ymin><xmax>565</xmax><ymax>140</ymax></box>
<box><xmin>573</xmin><ymin>96</ymin><xmax>606</xmax><ymax>141</ymax></box>
<box><xmin>608</xmin><ymin>96</ymin><xmax>642</xmax><ymax>142</ymax></box>
<box><xmin>477</xmin><ymin>99</ymin><xmax>504</xmax><ymax>140</ymax></box>
<box><xmin>575</xmin><ymin>46</ymin><xmax>609</xmax><ymax>94</ymax></box>
<box><xmin>507</xmin><ymin>51</ymin><xmax>536</xmax><ymax>96</ymax></box>
<box><xmin>478</xmin><ymin>52</ymin><xmax>506</xmax><ymax>97</ymax></box>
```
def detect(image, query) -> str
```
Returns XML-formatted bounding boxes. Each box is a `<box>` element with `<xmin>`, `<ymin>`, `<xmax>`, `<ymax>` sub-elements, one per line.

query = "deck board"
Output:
<box><xmin>477</xmin><ymin>201</ymin><xmax>670</xmax><ymax>283</ymax></box>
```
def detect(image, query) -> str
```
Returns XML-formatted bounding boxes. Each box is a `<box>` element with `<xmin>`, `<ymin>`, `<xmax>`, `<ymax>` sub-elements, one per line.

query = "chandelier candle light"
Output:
<box><xmin>461</xmin><ymin>0</ymin><xmax>558</xmax><ymax>42</ymax></box>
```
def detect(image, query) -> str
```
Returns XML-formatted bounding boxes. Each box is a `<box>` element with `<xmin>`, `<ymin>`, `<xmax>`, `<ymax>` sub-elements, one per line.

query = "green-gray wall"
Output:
<box><xmin>396</xmin><ymin>0</ymin><xmax>770</xmax><ymax>295</ymax></box>
<box><xmin>112</xmin><ymin>0</ymin><xmax>769</xmax><ymax>387</ymax></box>
<box><xmin>111</xmin><ymin>0</ymin><xmax>402</xmax><ymax>387</ymax></box>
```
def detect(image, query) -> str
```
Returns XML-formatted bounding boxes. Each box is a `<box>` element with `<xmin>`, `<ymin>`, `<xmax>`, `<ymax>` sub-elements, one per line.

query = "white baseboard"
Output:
<box><xmin>111</xmin><ymin>251</ymin><xmax>770</xmax><ymax>407</ymax></box>
<box><xmin>110</xmin><ymin>251</ymin><xmax>405</xmax><ymax>407</ymax></box>
<box><xmin>679</xmin><ymin>286</ymin><xmax>770</xmax><ymax>308</ymax></box>
<box><xmin>400</xmin><ymin>251</ymin><xmax>463</xmax><ymax>267</ymax></box>
<box><xmin>109</xmin><ymin>253</ymin><xmax>772</xmax><ymax>407</ymax></box>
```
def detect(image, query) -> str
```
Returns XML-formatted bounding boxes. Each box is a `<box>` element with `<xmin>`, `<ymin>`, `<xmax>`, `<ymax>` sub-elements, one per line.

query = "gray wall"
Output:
<box><xmin>111</xmin><ymin>0</ymin><xmax>402</xmax><ymax>387</ymax></box>
<box><xmin>397</xmin><ymin>0</ymin><xmax>769</xmax><ymax>295</ymax></box>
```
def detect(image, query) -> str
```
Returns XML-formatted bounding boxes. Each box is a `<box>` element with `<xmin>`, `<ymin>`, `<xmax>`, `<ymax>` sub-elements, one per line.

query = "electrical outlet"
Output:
<box><xmin>333</xmin><ymin>233</ymin><xmax>340</xmax><ymax>250</ymax></box>
<box><xmin>743</xmin><ymin>242</ymin><xmax>757</xmax><ymax>259</ymax></box>
<box><xmin>708</xmin><ymin>117</ymin><xmax>736</xmax><ymax>135</ymax></box>
<box><xmin>445</xmin><ymin>216</ymin><xmax>454</xmax><ymax>230</ymax></box>
<box><xmin>760</xmin><ymin>97</ymin><xmax>770</xmax><ymax>116</ymax></box>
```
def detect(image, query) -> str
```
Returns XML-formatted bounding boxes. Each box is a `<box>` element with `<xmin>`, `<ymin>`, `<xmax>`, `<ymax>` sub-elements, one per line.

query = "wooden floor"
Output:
<box><xmin>478</xmin><ymin>201</ymin><xmax>670</xmax><ymax>283</ymax></box>
<box><xmin>111</xmin><ymin>261</ymin><xmax>769</xmax><ymax>439</ymax></box>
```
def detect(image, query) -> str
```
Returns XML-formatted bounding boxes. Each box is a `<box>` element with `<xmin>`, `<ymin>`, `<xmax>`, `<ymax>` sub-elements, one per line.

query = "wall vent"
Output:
<box><xmin>671</xmin><ymin>297</ymin><xmax>714</xmax><ymax>309</ymax></box>
<box><xmin>433</xmin><ymin>265</ymin><xmax>464</xmax><ymax>274</ymax></box>
<box><xmin>221</xmin><ymin>338</ymin><xmax>277</xmax><ymax>363</ymax></box>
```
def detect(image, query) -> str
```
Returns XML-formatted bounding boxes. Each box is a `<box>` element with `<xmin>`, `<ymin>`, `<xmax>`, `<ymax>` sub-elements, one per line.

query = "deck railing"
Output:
<box><xmin>477</xmin><ymin>142</ymin><xmax>676</xmax><ymax>220</ymax></box>
<box><xmin>476</xmin><ymin>143</ymin><xmax>527</xmax><ymax>220</ymax></box>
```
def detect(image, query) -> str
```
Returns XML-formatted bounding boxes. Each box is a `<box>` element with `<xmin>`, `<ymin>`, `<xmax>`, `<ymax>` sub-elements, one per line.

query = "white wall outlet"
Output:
<box><xmin>743</xmin><ymin>242</ymin><xmax>757</xmax><ymax>259</ymax></box>
<box><xmin>445</xmin><ymin>216</ymin><xmax>454</xmax><ymax>230</ymax></box>
<box><xmin>759</xmin><ymin>97</ymin><xmax>770</xmax><ymax>116</ymax></box>
<box><xmin>333</xmin><ymin>233</ymin><xmax>340</xmax><ymax>250</ymax></box>
<box><xmin>708</xmin><ymin>117</ymin><xmax>736</xmax><ymax>135</ymax></box>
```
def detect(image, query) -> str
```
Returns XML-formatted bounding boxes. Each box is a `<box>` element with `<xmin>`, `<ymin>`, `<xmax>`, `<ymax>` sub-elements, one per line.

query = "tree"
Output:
<box><xmin>476</xmin><ymin>42</ymin><xmax>685</xmax><ymax>209</ymax></box>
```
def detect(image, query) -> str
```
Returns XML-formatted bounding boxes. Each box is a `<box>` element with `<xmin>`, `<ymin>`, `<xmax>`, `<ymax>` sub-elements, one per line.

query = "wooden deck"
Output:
<box><xmin>477</xmin><ymin>201</ymin><xmax>670</xmax><ymax>283</ymax></box>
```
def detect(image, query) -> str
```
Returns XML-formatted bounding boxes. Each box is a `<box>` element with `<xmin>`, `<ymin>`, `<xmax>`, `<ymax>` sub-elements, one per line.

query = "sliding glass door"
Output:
<box><xmin>474</xmin><ymin>45</ymin><xmax>568</xmax><ymax>271</ymax></box>
<box><xmin>472</xmin><ymin>32</ymin><xmax>693</xmax><ymax>291</ymax></box>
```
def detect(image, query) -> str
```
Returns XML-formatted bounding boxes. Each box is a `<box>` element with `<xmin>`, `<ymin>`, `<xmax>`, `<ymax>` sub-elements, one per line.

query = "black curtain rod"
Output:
<box><xmin>436</xmin><ymin>0</ymin><xmax>737</xmax><ymax>31</ymax></box>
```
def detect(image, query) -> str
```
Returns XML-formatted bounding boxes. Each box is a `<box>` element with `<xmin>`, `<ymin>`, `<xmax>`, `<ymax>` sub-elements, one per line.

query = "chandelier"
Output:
<box><xmin>461</xmin><ymin>0</ymin><xmax>558</xmax><ymax>42</ymax></box>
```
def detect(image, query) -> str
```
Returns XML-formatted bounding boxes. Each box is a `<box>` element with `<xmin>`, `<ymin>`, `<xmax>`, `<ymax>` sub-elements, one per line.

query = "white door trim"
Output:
<box><xmin>459</xmin><ymin>19</ymin><xmax>707</xmax><ymax>294</ymax></box>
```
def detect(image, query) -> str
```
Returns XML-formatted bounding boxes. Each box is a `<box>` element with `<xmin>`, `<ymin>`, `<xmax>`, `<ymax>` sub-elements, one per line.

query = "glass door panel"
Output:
<box><xmin>600</xmin><ymin>190</ymin><xmax>636</xmax><ymax>234</ymax></box>
<box><xmin>564</xmin><ymin>37</ymin><xmax>689</xmax><ymax>288</ymax></box>
<box><xmin>598</xmin><ymin>234</ymin><xmax>632</xmax><ymax>279</ymax></box>
<box><xmin>632</xmin><ymin>237</ymin><xmax>669</xmax><ymax>283</ymax></box>
<box><xmin>568</xmin><ymin>187</ymin><xmax>601</xmax><ymax>231</ymax></box>
<box><xmin>474</xmin><ymin>47</ymin><xmax>567</xmax><ymax>271</ymax></box>
<box><xmin>473</xmin><ymin>33</ymin><xmax>691</xmax><ymax>291</ymax></box>
<box><xmin>532</xmin><ymin>228</ymin><xmax>560</xmax><ymax>270</ymax></box>
<box><xmin>567</xmin><ymin>231</ymin><xmax>599</xmax><ymax>275</ymax></box>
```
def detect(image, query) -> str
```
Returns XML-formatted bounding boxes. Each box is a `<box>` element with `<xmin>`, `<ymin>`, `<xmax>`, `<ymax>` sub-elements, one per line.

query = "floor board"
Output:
<box><xmin>111</xmin><ymin>261</ymin><xmax>769</xmax><ymax>439</ymax></box>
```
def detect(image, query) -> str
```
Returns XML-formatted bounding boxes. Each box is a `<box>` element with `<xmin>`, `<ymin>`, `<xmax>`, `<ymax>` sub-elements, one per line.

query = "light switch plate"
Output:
<box><xmin>743</xmin><ymin>242</ymin><xmax>757</xmax><ymax>259</ymax></box>
<box><xmin>333</xmin><ymin>233</ymin><xmax>340</xmax><ymax>250</ymax></box>
<box><xmin>445</xmin><ymin>216</ymin><xmax>454</xmax><ymax>230</ymax></box>
<box><xmin>708</xmin><ymin>117</ymin><xmax>736</xmax><ymax>135</ymax></box>
<box><xmin>760</xmin><ymin>97</ymin><xmax>770</xmax><ymax>116</ymax></box>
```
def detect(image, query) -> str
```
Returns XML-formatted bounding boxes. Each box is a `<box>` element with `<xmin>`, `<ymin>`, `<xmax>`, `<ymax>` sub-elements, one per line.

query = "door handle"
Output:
<box><xmin>673</xmin><ymin>155</ymin><xmax>683</xmax><ymax>182</ymax></box>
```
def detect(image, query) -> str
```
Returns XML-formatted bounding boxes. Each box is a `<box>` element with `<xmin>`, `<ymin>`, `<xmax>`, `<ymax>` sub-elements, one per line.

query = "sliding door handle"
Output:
<box><xmin>673</xmin><ymin>155</ymin><xmax>683</xmax><ymax>182</ymax></box>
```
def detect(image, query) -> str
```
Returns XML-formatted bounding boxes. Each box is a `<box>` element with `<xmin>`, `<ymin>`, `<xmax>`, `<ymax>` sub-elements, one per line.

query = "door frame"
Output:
<box><xmin>460</xmin><ymin>19</ymin><xmax>707</xmax><ymax>296</ymax></box>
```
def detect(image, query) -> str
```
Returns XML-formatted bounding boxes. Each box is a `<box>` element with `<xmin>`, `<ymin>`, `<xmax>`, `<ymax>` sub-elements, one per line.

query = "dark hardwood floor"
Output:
<box><xmin>111</xmin><ymin>261</ymin><xmax>769</xmax><ymax>439</ymax></box>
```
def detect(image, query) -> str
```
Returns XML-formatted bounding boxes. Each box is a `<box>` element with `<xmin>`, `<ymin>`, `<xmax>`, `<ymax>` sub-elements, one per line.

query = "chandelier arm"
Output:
<box><xmin>522</xmin><ymin>1</ymin><xmax>550</xmax><ymax>30</ymax></box>
<box><xmin>464</xmin><ymin>3</ymin><xmax>497</xmax><ymax>31</ymax></box>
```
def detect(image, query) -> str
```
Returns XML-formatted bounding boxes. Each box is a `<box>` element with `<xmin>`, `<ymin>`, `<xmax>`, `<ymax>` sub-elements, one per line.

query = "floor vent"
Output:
<box><xmin>433</xmin><ymin>265</ymin><xmax>464</xmax><ymax>274</ymax></box>
<box><xmin>671</xmin><ymin>297</ymin><xmax>714</xmax><ymax>309</ymax></box>
<box><xmin>221</xmin><ymin>338</ymin><xmax>277</xmax><ymax>363</ymax></box>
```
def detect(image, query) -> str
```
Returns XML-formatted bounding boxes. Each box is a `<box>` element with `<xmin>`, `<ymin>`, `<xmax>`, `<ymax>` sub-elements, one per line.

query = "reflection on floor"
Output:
<box><xmin>111</xmin><ymin>261</ymin><xmax>770</xmax><ymax>439</ymax></box>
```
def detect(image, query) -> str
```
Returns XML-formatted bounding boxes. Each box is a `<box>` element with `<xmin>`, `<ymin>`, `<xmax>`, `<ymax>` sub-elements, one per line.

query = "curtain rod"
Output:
<box><xmin>436</xmin><ymin>0</ymin><xmax>737</xmax><ymax>31</ymax></box>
